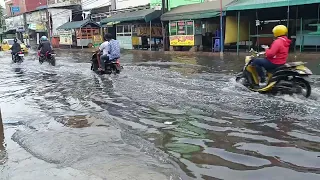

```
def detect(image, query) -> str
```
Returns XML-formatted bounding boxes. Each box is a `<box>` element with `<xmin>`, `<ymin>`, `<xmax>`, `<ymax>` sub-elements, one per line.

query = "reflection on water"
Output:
<box><xmin>0</xmin><ymin>50</ymin><xmax>320</xmax><ymax>179</ymax></box>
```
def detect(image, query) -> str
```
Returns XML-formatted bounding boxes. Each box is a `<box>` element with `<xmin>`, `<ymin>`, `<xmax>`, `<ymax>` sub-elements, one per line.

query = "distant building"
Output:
<box><xmin>5</xmin><ymin>0</ymin><xmax>26</xmax><ymax>16</ymax></box>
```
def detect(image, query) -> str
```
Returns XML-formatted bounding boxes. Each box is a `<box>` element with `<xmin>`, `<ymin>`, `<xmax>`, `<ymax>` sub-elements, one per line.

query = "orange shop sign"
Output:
<box><xmin>170</xmin><ymin>35</ymin><xmax>194</xmax><ymax>46</ymax></box>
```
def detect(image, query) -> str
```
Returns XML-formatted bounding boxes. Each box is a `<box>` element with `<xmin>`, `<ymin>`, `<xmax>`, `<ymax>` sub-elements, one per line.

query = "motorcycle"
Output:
<box><xmin>90</xmin><ymin>52</ymin><xmax>122</xmax><ymax>75</ymax></box>
<box><xmin>39</xmin><ymin>51</ymin><xmax>56</xmax><ymax>66</ymax></box>
<box><xmin>12</xmin><ymin>51</ymin><xmax>24</xmax><ymax>63</ymax></box>
<box><xmin>236</xmin><ymin>48</ymin><xmax>312</xmax><ymax>97</ymax></box>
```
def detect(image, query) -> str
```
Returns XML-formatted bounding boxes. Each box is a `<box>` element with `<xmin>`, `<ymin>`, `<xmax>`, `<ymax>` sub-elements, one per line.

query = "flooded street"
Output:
<box><xmin>0</xmin><ymin>49</ymin><xmax>320</xmax><ymax>179</ymax></box>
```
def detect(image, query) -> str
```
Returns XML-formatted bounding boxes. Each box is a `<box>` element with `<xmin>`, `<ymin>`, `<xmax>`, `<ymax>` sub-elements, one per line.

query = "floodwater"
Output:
<box><xmin>0</xmin><ymin>49</ymin><xmax>320</xmax><ymax>180</ymax></box>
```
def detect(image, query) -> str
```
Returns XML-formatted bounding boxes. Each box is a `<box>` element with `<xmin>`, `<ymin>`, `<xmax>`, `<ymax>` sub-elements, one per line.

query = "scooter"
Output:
<box><xmin>39</xmin><ymin>51</ymin><xmax>56</xmax><ymax>66</ymax></box>
<box><xmin>13</xmin><ymin>51</ymin><xmax>24</xmax><ymax>63</ymax></box>
<box><xmin>236</xmin><ymin>48</ymin><xmax>312</xmax><ymax>97</ymax></box>
<box><xmin>90</xmin><ymin>52</ymin><xmax>122</xmax><ymax>75</ymax></box>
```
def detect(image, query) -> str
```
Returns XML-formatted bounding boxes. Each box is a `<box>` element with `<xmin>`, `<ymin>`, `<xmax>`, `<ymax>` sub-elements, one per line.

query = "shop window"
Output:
<box><xmin>116</xmin><ymin>25</ymin><xmax>132</xmax><ymax>36</ymax></box>
<box><xmin>186</xmin><ymin>21</ymin><xmax>194</xmax><ymax>35</ymax></box>
<box><xmin>117</xmin><ymin>26</ymin><xmax>123</xmax><ymax>34</ymax></box>
<box><xmin>170</xmin><ymin>21</ymin><xmax>194</xmax><ymax>35</ymax></box>
<box><xmin>177</xmin><ymin>21</ymin><xmax>186</xmax><ymax>35</ymax></box>
<box><xmin>170</xmin><ymin>22</ymin><xmax>177</xmax><ymax>35</ymax></box>
<box><xmin>124</xmin><ymin>25</ymin><xmax>130</xmax><ymax>33</ymax></box>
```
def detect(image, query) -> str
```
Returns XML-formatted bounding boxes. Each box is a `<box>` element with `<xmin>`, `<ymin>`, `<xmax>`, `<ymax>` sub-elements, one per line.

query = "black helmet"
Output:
<box><xmin>104</xmin><ymin>33</ymin><xmax>113</xmax><ymax>41</ymax></box>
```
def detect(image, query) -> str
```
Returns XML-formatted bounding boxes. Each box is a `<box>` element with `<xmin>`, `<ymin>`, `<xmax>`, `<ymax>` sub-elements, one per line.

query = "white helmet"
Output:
<box><xmin>40</xmin><ymin>36</ymin><xmax>48</xmax><ymax>41</ymax></box>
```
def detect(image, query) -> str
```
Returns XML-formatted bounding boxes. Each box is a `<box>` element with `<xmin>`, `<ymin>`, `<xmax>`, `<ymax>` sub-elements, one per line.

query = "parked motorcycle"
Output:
<box><xmin>12</xmin><ymin>51</ymin><xmax>24</xmax><ymax>63</ymax></box>
<box><xmin>39</xmin><ymin>51</ymin><xmax>56</xmax><ymax>66</ymax></box>
<box><xmin>236</xmin><ymin>49</ymin><xmax>312</xmax><ymax>97</ymax></box>
<box><xmin>90</xmin><ymin>52</ymin><xmax>122</xmax><ymax>75</ymax></box>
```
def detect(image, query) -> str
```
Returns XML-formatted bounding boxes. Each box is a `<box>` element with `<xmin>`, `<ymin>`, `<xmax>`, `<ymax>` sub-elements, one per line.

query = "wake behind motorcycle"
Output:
<box><xmin>39</xmin><ymin>51</ymin><xmax>56</xmax><ymax>66</ymax></box>
<box><xmin>12</xmin><ymin>51</ymin><xmax>24</xmax><ymax>63</ymax></box>
<box><xmin>90</xmin><ymin>52</ymin><xmax>122</xmax><ymax>75</ymax></box>
<box><xmin>236</xmin><ymin>49</ymin><xmax>312</xmax><ymax>97</ymax></box>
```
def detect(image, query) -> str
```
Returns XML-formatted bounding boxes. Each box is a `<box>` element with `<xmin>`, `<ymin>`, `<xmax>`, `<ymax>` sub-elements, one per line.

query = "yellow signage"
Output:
<box><xmin>132</xmin><ymin>36</ymin><xmax>141</xmax><ymax>45</ymax></box>
<box><xmin>28</xmin><ymin>23</ymin><xmax>46</xmax><ymax>31</ymax></box>
<box><xmin>59</xmin><ymin>30</ymin><xmax>72</xmax><ymax>45</ymax></box>
<box><xmin>93</xmin><ymin>35</ymin><xmax>103</xmax><ymax>43</ymax></box>
<box><xmin>170</xmin><ymin>35</ymin><xmax>194</xmax><ymax>46</ymax></box>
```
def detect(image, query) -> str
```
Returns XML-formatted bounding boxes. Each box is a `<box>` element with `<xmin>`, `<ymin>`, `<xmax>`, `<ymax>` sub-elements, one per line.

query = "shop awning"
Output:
<box><xmin>57</xmin><ymin>19</ymin><xmax>100</xmax><ymax>30</ymax></box>
<box><xmin>100</xmin><ymin>9</ymin><xmax>162</xmax><ymax>24</ymax></box>
<box><xmin>161</xmin><ymin>0</ymin><xmax>234</xmax><ymax>21</ymax></box>
<box><xmin>101</xmin><ymin>21</ymin><xmax>120</xmax><ymax>27</ymax></box>
<box><xmin>227</xmin><ymin>0</ymin><xmax>320</xmax><ymax>11</ymax></box>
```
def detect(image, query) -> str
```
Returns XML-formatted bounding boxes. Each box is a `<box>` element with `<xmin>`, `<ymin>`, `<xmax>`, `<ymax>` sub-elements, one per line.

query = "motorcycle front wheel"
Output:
<box><xmin>293</xmin><ymin>78</ymin><xmax>311</xmax><ymax>98</ymax></box>
<box><xmin>50</xmin><ymin>58</ymin><xmax>56</xmax><ymax>66</ymax></box>
<box><xmin>39</xmin><ymin>57</ymin><xmax>44</xmax><ymax>64</ymax></box>
<box><xmin>235</xmin><ymin>72</ymin><xmax>243</xmax><ymax>82</ymax></box>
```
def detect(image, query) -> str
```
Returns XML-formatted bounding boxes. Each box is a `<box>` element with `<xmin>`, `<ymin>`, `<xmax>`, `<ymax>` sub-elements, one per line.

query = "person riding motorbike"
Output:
<box><xmin>38</xmin><ymin>36</ymin><xmax>53</xmax><ymax>58</ymax></box>
<box><xmin>97</xmin><ymin>33</ymin><xmax>120</xmax><ymax>72</ymax></box>
<box><xmin>251</xmin><ymin>25</ymin><xmax>292</xmax><ymax>86</ymax></box>
<box><xmin>10</xmin><ymin>38</ymin><xmax>22</xmax><ymax>61</ymax></box>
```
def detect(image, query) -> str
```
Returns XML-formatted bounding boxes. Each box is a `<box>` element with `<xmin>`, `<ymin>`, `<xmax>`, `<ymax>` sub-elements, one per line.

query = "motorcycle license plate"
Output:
<box><xmin>18</xmin><ymin>54</ymin><xmax>24</xmax><ymax>57</ymax></box>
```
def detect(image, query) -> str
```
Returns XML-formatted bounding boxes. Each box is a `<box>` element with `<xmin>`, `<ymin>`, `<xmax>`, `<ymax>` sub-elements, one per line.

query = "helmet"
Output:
<box><xmin>14</xmin><ymin>38</ymin><xmax>17</xmax><ymax>43</ymax></box>
<box><xmin>40</xmin><ymin>36</ymin><xmax>48</xmax><ymax>41</ymax></box>
<box><xmin>272</xmin><ymin>25</ymin><xmax>288</xmax><ymax>37</ymax></box>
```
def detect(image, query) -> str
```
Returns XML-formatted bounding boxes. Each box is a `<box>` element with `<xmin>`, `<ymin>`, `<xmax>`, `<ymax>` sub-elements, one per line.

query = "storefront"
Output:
<box><xmin>26</xmin><ymin>10</ymin><xmax>47</xmax><ymax>45</ymax></box>
<box><xmin>114</xmin><ymin>23</ymin><xmax>162</xmax><ymax>50</ymax></box>
<box><xmin>168</xmin><ymin>20</ymin><xmax>202</xmax><ymax>50</ymax></box>
<box><xmin>161</xmin><ymin>0</ymin><xmax>234</xmax><ymax>51</ymax></box>
<box><xmin>132</xmin><ymin>24</ymin><xmax>162</xmax><ymax>50</ymax></box>
<box><xmin>48</xmin><ymin>9</ymin><xmax>73</xmax><ymax>47</ymax></box>
<box><xmin>4</xmin><ymin>15</ymin><xmax>25</xmax><ymax>39</ymax></box>
<box><xmin>57</xmin><ymin>19</ymin><xmax>101</xmax><ymax>48</ymax></box>
<box><xmin>100</xmin><ymin>9</ymin><xmax>162</xmax><ymax>50</ymax></box>
<box><xmin>115</xmin><ymin>24</ymin><xmax>134</xmax><ymax>49</ymax></box>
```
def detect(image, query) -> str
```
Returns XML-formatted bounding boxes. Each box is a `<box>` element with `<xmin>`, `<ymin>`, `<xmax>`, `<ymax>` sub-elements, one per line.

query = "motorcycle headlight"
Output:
<box><xmin>297</xmin><ymin>70</ymin><xmax>306</xmax><ymax>74</ymax></box>
<box><xmin>305</xmin><ymin>68</ymin><xmax>313</xmax><ymax>75</ymax></box>
<box><xmin>297</xmin><ymin>69</ymin><xmax>313</xmax><ymax>75</ymax></box>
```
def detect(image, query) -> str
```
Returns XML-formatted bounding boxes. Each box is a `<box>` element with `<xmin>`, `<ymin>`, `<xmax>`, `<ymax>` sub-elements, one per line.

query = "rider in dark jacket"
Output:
<box><xmin>38</xmin><ymin>36</ymin><xmax>53</xmax><ymax>55</ymax></box>
<box><xmin>10</xmin><ymin>38</ymin><xmax>21</xmax><ymax>60</ymax></box>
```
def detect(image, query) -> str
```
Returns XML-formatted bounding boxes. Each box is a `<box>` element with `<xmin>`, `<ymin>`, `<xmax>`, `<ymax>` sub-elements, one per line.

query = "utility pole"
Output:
<box><xmin>219</xmin><ymin>0</ymin><xmax>224</xmax><ymax>57</ymax></box>
<box><xmin>161</xmin><ymin>0</ymin><xmax>168</xmax><ymax>51</ymax></box>
<box><xmin>23</xmin><ymin>13</ymin><xmax>28</xmax><ymax>45</ymax></box>
<box><xmin>46</xmin><ymin>0</ymin><xmax>51</xmax><ymax>41</ymax></box>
